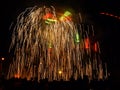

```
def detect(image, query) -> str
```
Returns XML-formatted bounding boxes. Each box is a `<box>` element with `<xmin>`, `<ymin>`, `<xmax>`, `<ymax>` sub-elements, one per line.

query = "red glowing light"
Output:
<box><xmin>43</xmin><ymin>13</ymin><xmax>53</xmax><ymax>20</ymax></box>
<box><xmin>14</xmin><ymin>74</ymin><xmax>20</xmax><ymax>79</ymax></box>
<box><xmin>94</xmin><ymin>42</ymin><xmax>98</xmax><ymax>52</ymax></box>
<box><xmin>84</xmin><ymin>38</ymin><xmax>90</xmax><ymax>49</ymax></box>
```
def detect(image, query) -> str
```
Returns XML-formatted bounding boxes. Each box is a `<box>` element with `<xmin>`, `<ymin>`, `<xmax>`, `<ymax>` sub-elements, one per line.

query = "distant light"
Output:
<box><xmin>1</xmin><ymin>58</ymin><xmax>5</xmax><ymax>61</ymax></box>
<box><xmin>58</xmin><ymin>70</ymin><xmax>62</xmax><ymax>74</ymax></box>
<box><xmin>109</xmin><ymin>14</ymin><xmax>114</xmax><ymax>17</ymax></box>
<box><xmin>100</xmin><ymin>12</ymin><xmax>120</xmax><ymax>20</ymax></box>
<box><xmin>100</xmin><ymin>12</ymin><xmax>105</xmax><ymax>14</ymax></box>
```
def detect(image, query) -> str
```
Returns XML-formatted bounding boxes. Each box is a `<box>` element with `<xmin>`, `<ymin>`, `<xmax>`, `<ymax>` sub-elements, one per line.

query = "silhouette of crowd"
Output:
<box><xmin>0</xmin><ymin>75</ymin><xmax>116</xmax><ymax>90</ymax></box>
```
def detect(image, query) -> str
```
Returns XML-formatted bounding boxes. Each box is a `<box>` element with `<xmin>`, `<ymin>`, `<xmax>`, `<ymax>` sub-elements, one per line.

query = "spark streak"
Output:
<box><xmin>7</xmin><ymin>6</ymin><xmax>108</xmax><ymax>82</ymax></box>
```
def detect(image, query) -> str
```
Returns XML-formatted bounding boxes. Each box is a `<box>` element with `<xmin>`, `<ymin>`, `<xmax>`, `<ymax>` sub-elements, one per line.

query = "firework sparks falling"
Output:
<box><xmin>7</xmin><ymin>6</ymin><xmax>108</xmax><ymax>82</ymax></box>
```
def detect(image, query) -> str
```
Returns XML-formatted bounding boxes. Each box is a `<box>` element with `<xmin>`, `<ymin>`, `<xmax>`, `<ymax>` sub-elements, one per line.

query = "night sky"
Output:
<box><xmin>0</xmin><ymin>0</ymin><xmax>120</xmax><ymax>82</ymax></box>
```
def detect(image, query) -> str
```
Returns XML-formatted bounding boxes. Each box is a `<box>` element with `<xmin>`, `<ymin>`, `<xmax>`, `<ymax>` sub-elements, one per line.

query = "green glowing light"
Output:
<box><xmin>74</xmin><ymin>32</ymin><xmax>81</xmax><ymax>43</ymax></box>
<box><xmin>64</xmin><ymin>11</ymin><xmax>72</xmax><ymax>16</ymax></box>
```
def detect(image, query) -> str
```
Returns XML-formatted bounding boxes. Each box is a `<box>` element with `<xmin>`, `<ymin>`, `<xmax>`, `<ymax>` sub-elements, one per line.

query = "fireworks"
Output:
<box><xmin>7</xmin><ymin>5</ymin><xmax>108</xmax><ymax>82</ymax></box>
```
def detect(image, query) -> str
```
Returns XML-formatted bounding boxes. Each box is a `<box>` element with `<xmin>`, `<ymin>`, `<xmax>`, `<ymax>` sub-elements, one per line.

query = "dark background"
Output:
<box><xmin>0</xmin><ymin>0</ymin><xmax>120</xmax><ymax>83</ymax></box>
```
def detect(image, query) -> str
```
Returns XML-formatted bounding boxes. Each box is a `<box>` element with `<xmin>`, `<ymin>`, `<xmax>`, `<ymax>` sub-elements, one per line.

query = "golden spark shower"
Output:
<box><xmin>7</xmin><ymin>5</ymin><xmax>108</xmax><ymax>82</ymax></box>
